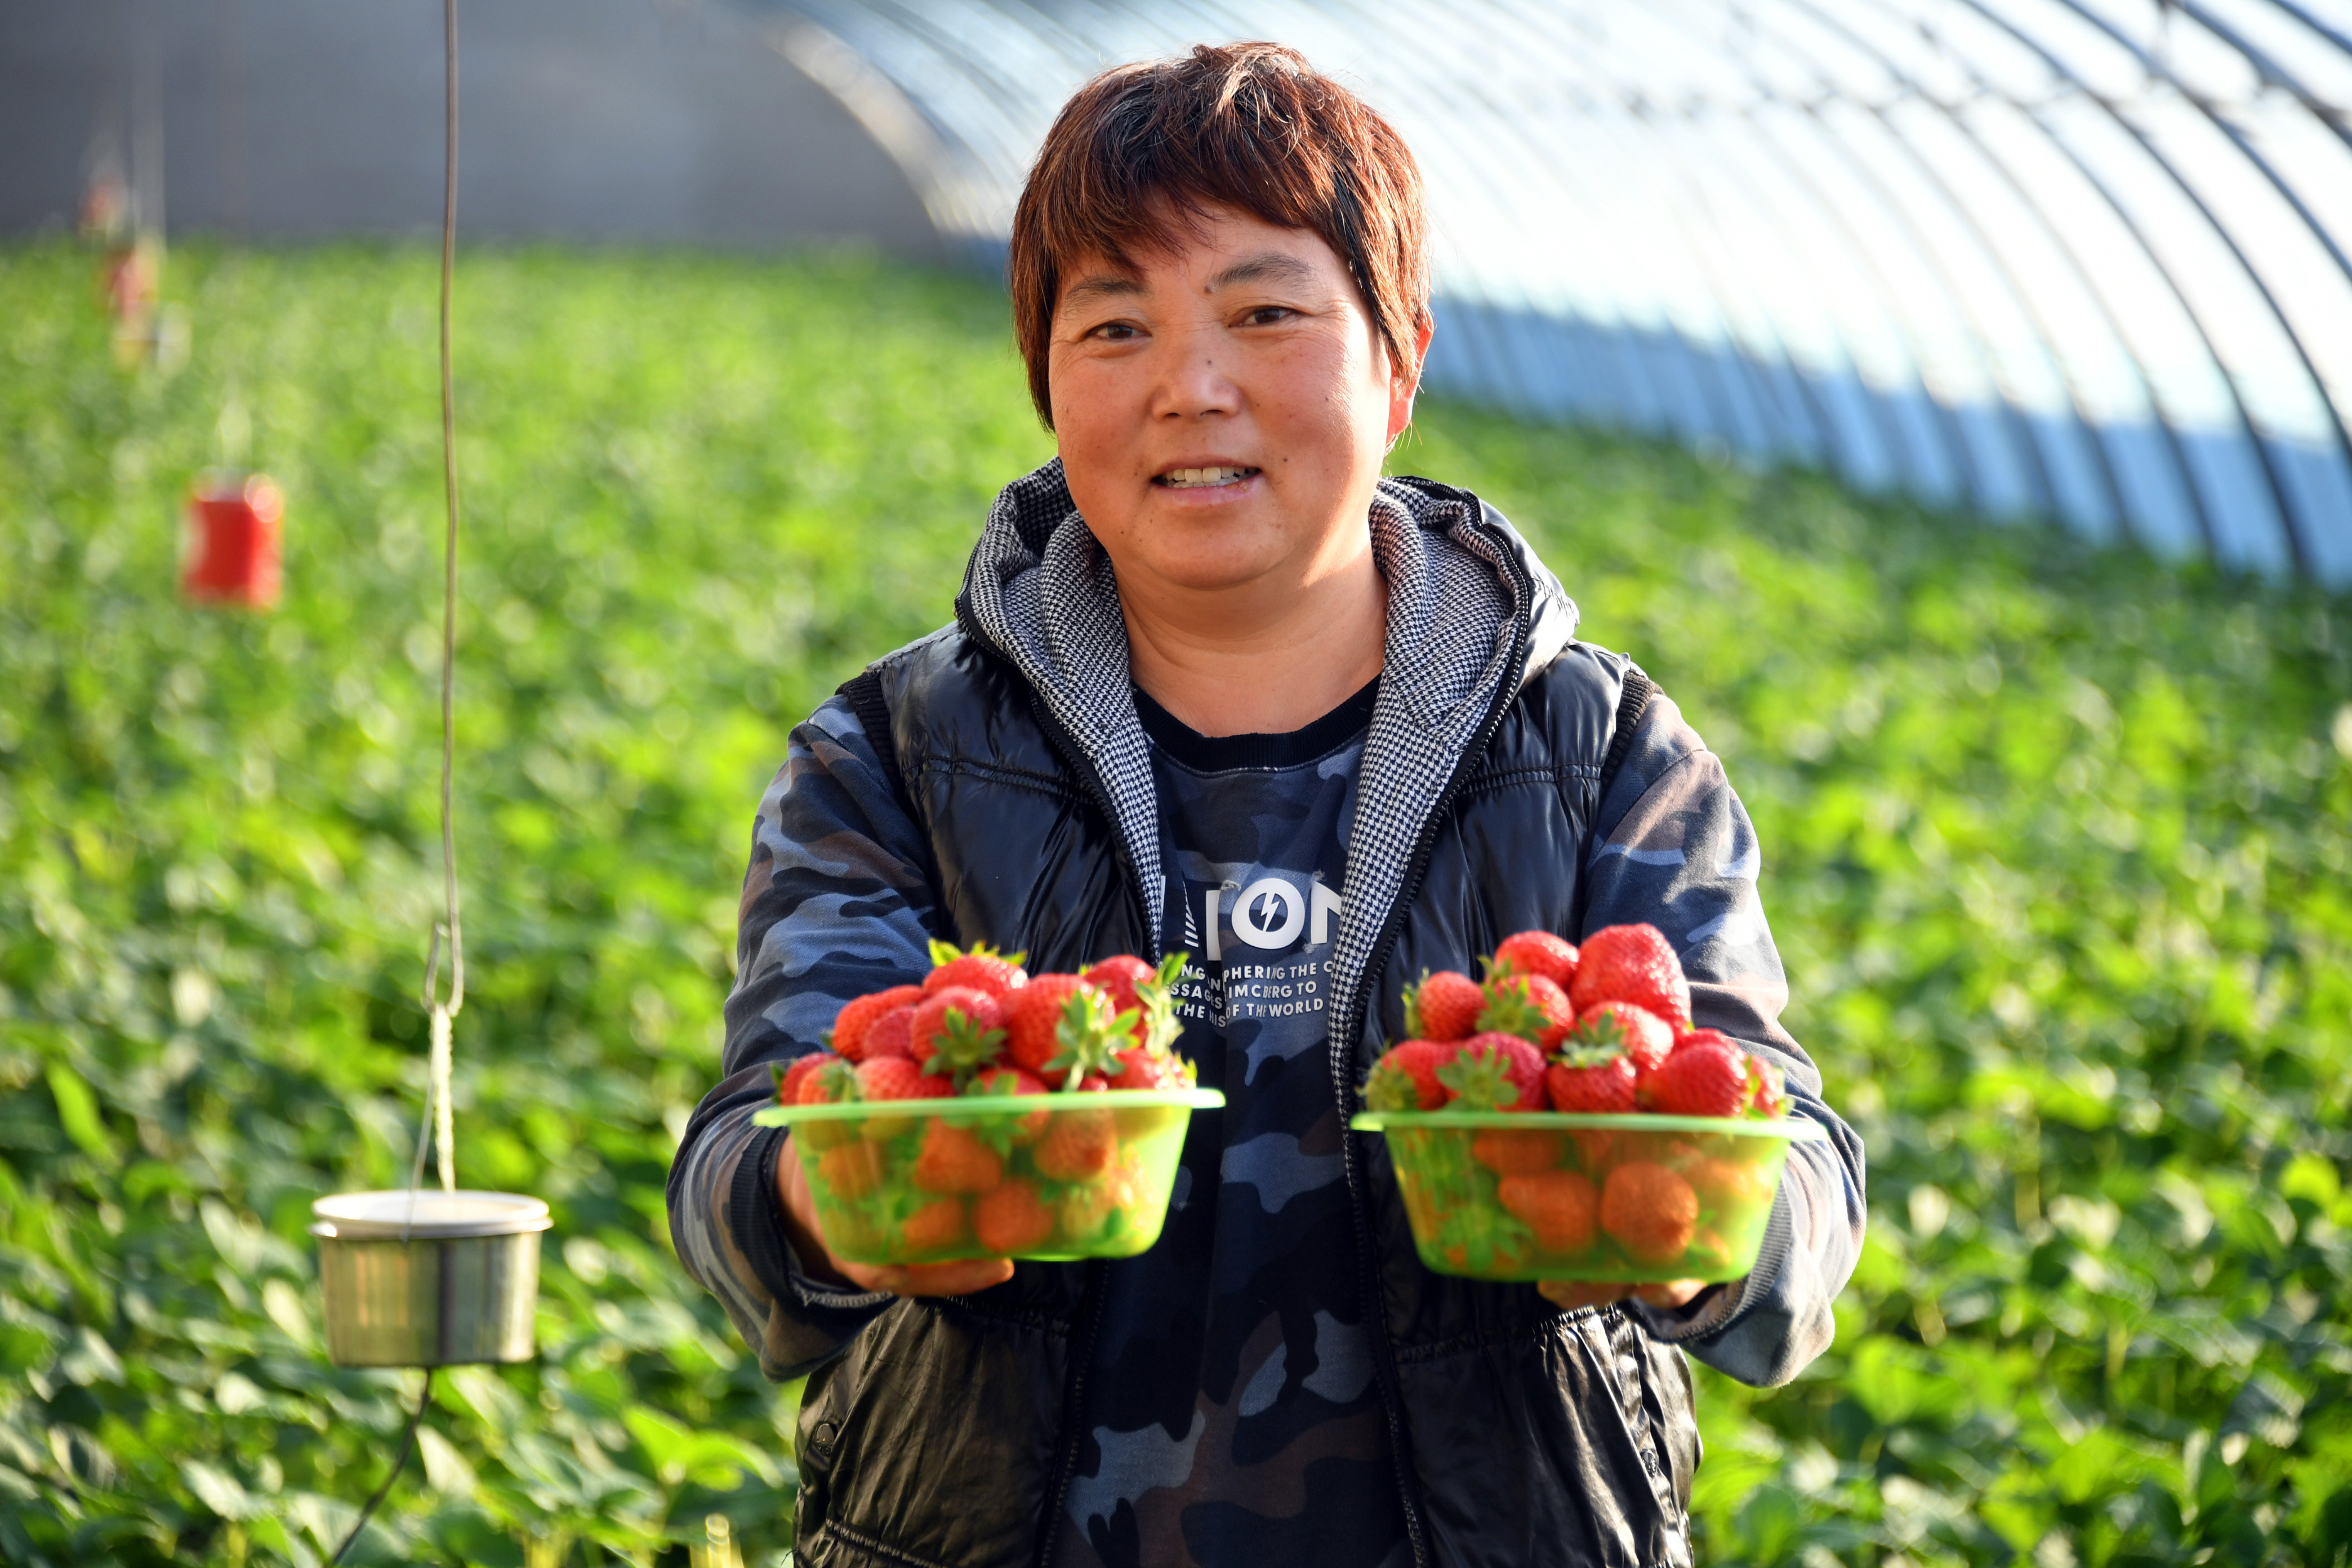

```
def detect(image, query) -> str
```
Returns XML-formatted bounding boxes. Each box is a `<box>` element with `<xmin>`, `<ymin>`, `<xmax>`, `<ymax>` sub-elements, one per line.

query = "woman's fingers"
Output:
<box><xmin>1538</xmin><ymin>1279</ymin><xmax>1708</xmax><ymax>1312</ymax></box>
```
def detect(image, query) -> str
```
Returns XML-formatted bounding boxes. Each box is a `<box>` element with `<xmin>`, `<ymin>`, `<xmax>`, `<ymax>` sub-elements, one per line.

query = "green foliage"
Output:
<box><xmin>3</xmin><ymin>238</ymin><xmax>2349</xmax><ymax>1565</ymax></box>
<box><xmin>0</xmin><ymin>240</ymin><xmax>1047</xmax><ymax>1565</ymax></box>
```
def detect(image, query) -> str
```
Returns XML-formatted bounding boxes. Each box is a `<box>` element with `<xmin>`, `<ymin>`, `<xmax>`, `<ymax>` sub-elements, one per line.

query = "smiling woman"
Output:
<box><xmin>667</xmin><ymin>40</ymin><xmax>1865</xmax><ymax>1568</ymax></box>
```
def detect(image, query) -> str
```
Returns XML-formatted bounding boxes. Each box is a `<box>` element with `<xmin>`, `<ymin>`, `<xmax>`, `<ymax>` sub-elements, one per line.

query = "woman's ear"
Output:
<box><xmin>1387</xmin><ymin>315</ymin><xmax>1436</xmax><ymax>444</ymax></box>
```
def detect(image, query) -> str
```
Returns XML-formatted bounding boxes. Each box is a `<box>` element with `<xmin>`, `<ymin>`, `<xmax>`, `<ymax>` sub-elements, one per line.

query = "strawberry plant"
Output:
<box><xmin>2</xmin><ymin>237</ymin><xmax>2348</xmax><ymax>1565</ymax></box>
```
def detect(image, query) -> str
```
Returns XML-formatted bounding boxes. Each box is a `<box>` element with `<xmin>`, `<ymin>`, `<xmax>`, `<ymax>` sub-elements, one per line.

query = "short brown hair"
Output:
<box><xmin>1008</xmin><ymin>42</ymin><xmax>1431</xmax><ymax>428</ymax></box>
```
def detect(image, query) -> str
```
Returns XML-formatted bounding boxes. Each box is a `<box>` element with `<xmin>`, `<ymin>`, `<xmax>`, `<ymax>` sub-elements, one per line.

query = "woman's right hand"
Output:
<box><xmin>773</xmin><ymin>1134</ymin><xmax>1015</xmax><ymax>1298</ymax></box>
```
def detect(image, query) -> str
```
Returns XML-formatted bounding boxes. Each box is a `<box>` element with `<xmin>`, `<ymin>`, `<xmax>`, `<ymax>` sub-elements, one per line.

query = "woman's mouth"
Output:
<box><xmin>1155</xmin><ymin>466</ymin><xmax>1260</xmax><ymax>489</ymax></box>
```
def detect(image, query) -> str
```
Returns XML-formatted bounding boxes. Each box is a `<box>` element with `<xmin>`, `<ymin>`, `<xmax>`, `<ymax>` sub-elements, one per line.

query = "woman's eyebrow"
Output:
<box><xmin>1205</xmin><ymin>252</ymin><xmax>1319</xmax><ymax>292</ymax></box>
<box><xmin>1062</xmin><ymin>271</ymin><xmax>1144</xmax><ymax>307</ymax></box>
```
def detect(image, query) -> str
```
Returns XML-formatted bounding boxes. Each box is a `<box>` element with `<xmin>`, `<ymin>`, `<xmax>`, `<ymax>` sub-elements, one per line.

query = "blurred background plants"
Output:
<box><xmin>2</xmin><ymin>240</ymin><xmax>2347</xmax><ymax>1565</ymax></box>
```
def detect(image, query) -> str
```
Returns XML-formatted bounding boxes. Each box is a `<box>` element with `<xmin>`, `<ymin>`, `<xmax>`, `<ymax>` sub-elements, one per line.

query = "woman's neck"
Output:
<box><xmin>1120</xmin><ymin>537</ymin><xmax>1387</xmax><ymax>738</ymax></box>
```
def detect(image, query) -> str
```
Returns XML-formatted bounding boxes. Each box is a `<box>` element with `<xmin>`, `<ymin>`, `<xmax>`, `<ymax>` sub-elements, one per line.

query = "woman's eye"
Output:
<box><xmin>1245</xmin><ymin>306</ymin><xmax>1295</xmax><ymax>326</ymax></box>
<box><xmin>1090</xmin><ymin>322</ymin><xmax>1138</xmax><ymax>341</ymax></box>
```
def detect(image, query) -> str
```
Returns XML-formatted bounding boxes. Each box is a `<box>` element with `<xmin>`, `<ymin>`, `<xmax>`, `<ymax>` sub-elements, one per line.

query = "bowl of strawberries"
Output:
<box><xmin>1348</xmin><ymin>925</ymin><xmax>1824</xmax><ymax>1282</ymax></box>
<box><xmin>752</xmin><ymin>943</ymin><xmax>1222</xmax><ymax>1264</ymax></box>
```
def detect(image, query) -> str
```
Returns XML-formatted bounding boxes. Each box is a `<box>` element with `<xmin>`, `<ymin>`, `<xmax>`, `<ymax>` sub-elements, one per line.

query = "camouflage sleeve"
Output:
<box><xmin>1578</xmin><ymin>688</ymin><xmax>1868</xmax><ymax>1388</ymax></box>
<box><xmin>665</xmin><ymin>693</ymin><xmax>940</xmax><ymax>1380</ymax></box>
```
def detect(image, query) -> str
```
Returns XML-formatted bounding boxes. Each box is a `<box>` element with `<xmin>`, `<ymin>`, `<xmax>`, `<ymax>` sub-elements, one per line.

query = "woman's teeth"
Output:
<box><xmin>1159</xmin><ymin>467</ymin><xmax>1257</xmax><ymax>488</ymax></box>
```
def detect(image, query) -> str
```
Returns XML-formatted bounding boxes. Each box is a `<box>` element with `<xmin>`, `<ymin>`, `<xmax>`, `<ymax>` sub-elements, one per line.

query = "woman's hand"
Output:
<box><xmin>1537</xmin><ymin>1279</ymin><xmax>1710</xmax><ymax>1313</ymax></box>
<box><xmin>774</xmin><ymin>1135</ymin><xmax>1015</xmax><ymax>1298</ymax></box>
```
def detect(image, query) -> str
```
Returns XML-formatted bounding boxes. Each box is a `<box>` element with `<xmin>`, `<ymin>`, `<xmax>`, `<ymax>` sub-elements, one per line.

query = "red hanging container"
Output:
<box><xmin>182</xmin><ymin>473</ymin><xmax>284</xmax><ymax>608</ymax></box>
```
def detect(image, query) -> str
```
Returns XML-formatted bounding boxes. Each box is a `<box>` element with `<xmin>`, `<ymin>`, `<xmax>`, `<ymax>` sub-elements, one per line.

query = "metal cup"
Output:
<box><xmin>311</xmin><ymin>1190</ymin><xmax>551</xmax><ymax>1367</ymax></box>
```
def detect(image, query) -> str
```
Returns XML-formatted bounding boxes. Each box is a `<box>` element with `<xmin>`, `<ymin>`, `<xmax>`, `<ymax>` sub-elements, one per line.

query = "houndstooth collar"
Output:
<box><xmin>955</xmin><ymin>457</ymin><xmax>1579</xmax><ymax>1044</ymax></box>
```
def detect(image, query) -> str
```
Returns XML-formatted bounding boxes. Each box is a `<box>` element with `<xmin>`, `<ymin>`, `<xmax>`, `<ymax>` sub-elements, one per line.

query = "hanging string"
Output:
<box><xmin>412</xmin><ymin>0</ymin><xmax>465</xmax><ymax>1202</ymax></box>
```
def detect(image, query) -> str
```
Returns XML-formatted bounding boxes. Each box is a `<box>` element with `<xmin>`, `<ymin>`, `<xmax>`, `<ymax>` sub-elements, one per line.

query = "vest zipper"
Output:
<box><xmin>1330</xmin><ymin>508</ymin><xmax>1536</xmax><ymax>1568</ymax></box>
<box><xmin>955</xmin><ymin>600</ymin><xmax>1155</xmax><ymax>1568</ymax></box>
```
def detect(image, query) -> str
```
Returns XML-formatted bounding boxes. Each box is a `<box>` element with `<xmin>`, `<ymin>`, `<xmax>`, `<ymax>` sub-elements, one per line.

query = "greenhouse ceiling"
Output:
<box><xmin>759</xmin><ymin>0</ymin><xmax>2352</xmax><ymax>583</ymax></box>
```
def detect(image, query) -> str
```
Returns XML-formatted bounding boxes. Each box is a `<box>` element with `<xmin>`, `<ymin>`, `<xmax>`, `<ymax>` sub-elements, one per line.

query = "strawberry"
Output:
<box><xmin>1642</xmin><ymin>1036</ymin><xmax>1748</xmax><ymax>1117</ymax></box>
<box><xmin>1544</xmin><ymin>1042</ymin><xmax>1637</xmax><ymax>1114</ymax></box>
<box><xmin>973</xmin><ymin>1179</ymin><xmax>1056</xmax><ymax>1254</ymax></box>
<box><xmin>1036</xmin><ymin>987</ymin><xmax>1131</xmax><ymax>1089</ymax></box>
<box><xmin>1107</xmin><ymin>1044</ymin><xmax>1193</xmax><ymax>1092</ymax></box>
<box><xmin>1478</xmin><ymin>972</ymin><xmax>1575</xmax><ymax>1050</ymax></box>
<box><xmin>1498</xmin><ymin>1169</ymin><xmax>1599</xmax><ymax>1253</ymax></box>
<box><xmin>912</xmin><ymin>1121</ymin><xmax>1004</xmax><ymax>1194</ymax></box>
<box><xmin>831</xmin><ymin>985</ymin><xmax>925</xmax><ymax>1061</ymax></box>
<box><xmin>1081</xmin><ymin>955</ymin><xmax>1156</xmax><ymax>1017</ymax></box>
<box><xmin>1436</xmin><ymin>1032</ymin><xmax>1547</xmax><ymax>1111</ymax></box>
<box><xmin>966</xmin><ymin>1063</ymin><xmax>1052</xmax><ymax>1142</ymax></box>
<box><xmin>908</xmin><ymin>987</ymin><xmax>1006</xmax><ymax>1077</ymax></box>
<box><xmin>1001</xmin><ymin>975</ymin><xmax>1086</xmax><ymax>1072</ymax></box>
<box><xmin>854</xmin><ymin>1056</ymin><xmax>953</xmax><ymax>1102</ymax></box>
<box><xmin>901</xmin><ymin>1197</ymin><xmax>969</xmax><ymax>1255</ymax></box>
<box><xmin>1745</xmin><ymin>1055</ymin><xmax>1788</xmax><ymax>1119</ymax></box>
<box><xmin>860</xmin><ymin>1007</ymin><xmax>916</xmax><ymax>1061</ymax></box>
<box><xmin>1493</xmin><ymin>929</ymin><xmax>1579</xmax><ymax>988</ymax></box>
<box><xmin>1569</xmin><ymin>924</ymin><xmax>1690</xmax><ymax>1026</ymax></box>
<box><xmin>1032</xmin><ymin>1106</ymin><xmax>1117</xmax><ymax>1181</ymax></box>
<box><xmin>1568</xmin><ymin>1001</ymin><xmax>1675</xmax><ymax>1074</ymax></box>
<box><xmin>799</xmin><ymin>1055</ymin><xmax>862</xmax><ymax>1104</ymax></box>
<box><xmin>815</xmin><ymin>1139</ymin><xmax>883</xmax><ymax>1200</ymax></box>
<box><xmin>1364</xmin><ymin>1039</ymin><xmax>1453</xmax><ymax>1111</ymax></box>
<box><xmin>1685</xmin><ymin>1155</ymin><xmax>1776</xmax><ymax>1210</ymax></box>
<box><xmin>1471</xmin><ymin>1127</ymin><xmax>1565</xmax><ymax>1175</ymax></box>
<box><xmin>1405</xmin><ymin>970</ymin><xmax>1485</xmax><ymax>1042</ymax></box>
<box><xmin>774</xmin><ymin>1052</ymin><xmax>838</xmax><ymax>1106</ymax></box>
<box><xmin>924</xmin><ymin>939</ymin><xmax>1028</xmax><ymax>1001</ymax></box>
<box><xmin>1601</xmin><ymin>1162</ymin><xmax>1699</xmax><ymax>1263</ymax></box>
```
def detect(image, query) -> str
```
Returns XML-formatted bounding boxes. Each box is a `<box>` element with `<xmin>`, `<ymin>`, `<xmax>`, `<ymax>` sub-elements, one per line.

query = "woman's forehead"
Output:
<box><xmin>1055</xmin><ymin>210</ymin><xmax>1355</xmax><ymax>308</ymax></box>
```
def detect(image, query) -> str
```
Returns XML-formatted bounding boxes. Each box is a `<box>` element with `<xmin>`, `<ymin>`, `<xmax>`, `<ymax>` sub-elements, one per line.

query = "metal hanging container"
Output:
<box><xmin>311</xmin><ymin>1190</ymin><xmax>551</xmax><ymax>1367</ymax></box>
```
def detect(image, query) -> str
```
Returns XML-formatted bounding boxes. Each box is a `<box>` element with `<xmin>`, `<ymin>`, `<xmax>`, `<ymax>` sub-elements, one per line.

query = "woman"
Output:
<box><xmin>671</xmin><ymin>42</ymin><xmax>1865</xmax><ymax>1568</ymax></box>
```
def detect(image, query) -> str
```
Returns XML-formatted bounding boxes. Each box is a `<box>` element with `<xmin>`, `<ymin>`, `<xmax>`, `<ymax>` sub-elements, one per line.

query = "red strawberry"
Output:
<box><xmin>1745</xmin><ymin>1055</ymin><xmax>1788</xmax><ymax>1119</ymax></box>
<box><xmin>1544</xmin><ymin>1044</ymin><xmax>1637</xmax><ymax>1114</ymax></box>
<box><xmin>815</xmin><ymin>1139</ymin><xmax>883</xmax><ymax>1200</ymax></box>
<box><xmin>1032</xmin><ymin>1106</ymin><xmax>1116</xmax><ymax>1181</ymax></box>
<box><xmin>1082</xmin><ymin>955</ymin><xmax>1156</xmax><ymax>1017</ymax></box>
<box><xmin>1569</xmin><ymin>1001</ymin><xmax>1675</xmax><ymax>1074</ymax></box>
<box><xmin>1405</xmin><ymin>971</ymin><xmax>1484</xmax><ymax>1043</ymax></box>
<box><xmin>854</xmin><ymin>1056</ymin><xmax>953</xmax><ymax>1102</ymax></box>
<box><xmin>1107</xmin><ymin>1045</ymin><xmax>1192</xmax><ymax>1092</ymax></box>
<box><xmin>799</xmin><ymin>1055</ymin><xmax>862</xmax><ymax>1104</ymax></box>
<box><xmin>774</xmin><ymin>1052</ymin><xmax>837</xmax><ymax>1106</ymax></box>
<box><xmin>967</xmin><ymin>1063</ymin><xmax>1052</xmax><ymax>1139</ymax></box>
<box><xmin>1686</xmin><ymin>1156</ymin><xmax>1776</xmax><ymax>1210</ymax></box>
<box><xmin>1498</xmin><ymin>1169</ymin><xmax>1599</xmax><ymax>1253</ymax></box>
<box><xmin>832</xmin><ymin>985</ymin><xmax>925</xmax><ymax>1061</ymax></box>
<box><xmin>1436</xmin><ymin>1032</ymin><xmax>1547</xmax><ymax>1111</ymax></box>
<box><xmin>1642</xmin><ymin>1037</ymin><xmax>1748</xmax><ymax>1117</ymax></box>
<box><xmin>1569</xmin><ymin>924</ymin><xmax>1691</xmax><ymax>1027</ymax></box>
<box><xmin>860</xmin><ymin>1007</ymin><xmax>916</xmax><ymax>1062</ymax></box>
<box><xmin>1478</xmin><ymin>972</ymin><xmax>1575</xmax><ymax>1050</ymax></box>
<box><xmin>912</xmin><ymin>1121</ymin><xmax>1004</xmax><ymax>1194</ymax></box>
<box><xmin>1601</xmin><ymin>1162</ymin><xmax>1699</xmax><ymax>1263</ymax></box>
<box><xmin>1672</xmin><ymin>1026</ymin><xmax>1735</xmax><ymax>1055</ymax></box>
<box><xmin>924</xmin><ymin>939</ymin><xmax>1028</xmax><ymax>1001</ymax></box>
<box><xmin>908</xmin><ymin>987</ymin><xmax>1006</xmax><ymax>1076</ymax></box>
<box><xmin>1471</xmin><ymin>1127</ymin><xmax>1565</xmax><ymax>1175</ymax></box>
<box><xmin>1002</xmin><ymin>974</ymin><xmax>1089</xmax><ymax>1073</ymax></box>
<box><xmin>901</xmin><ymin>1198</ymin><xmax>969</xmax><ymax>1255</ymax></box>
<box><xmin>1493</xmin><ymin>929</ymin><xmax>1579</xmax><ymax>990</ymax></box>
<box><xmin>1364</xmin><ymin>1039</ymin><xmax>1453</xmax><ymax>1111</ymax></box>
<box><xmin>973</xmin><ymin>1180</ymin><xmax>1056</xmax><ymax>1254</ymax></box>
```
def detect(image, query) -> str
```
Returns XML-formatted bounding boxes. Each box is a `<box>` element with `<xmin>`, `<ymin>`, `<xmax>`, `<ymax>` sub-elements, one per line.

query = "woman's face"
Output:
<box><xmin>1047</xmin><ymin>204</ymin><xmax>1422</xmax><ymax>603</ymax></box>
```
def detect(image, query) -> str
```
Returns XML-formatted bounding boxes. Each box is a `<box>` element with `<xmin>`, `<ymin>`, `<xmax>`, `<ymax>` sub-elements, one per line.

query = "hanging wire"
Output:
<box><xmin>408</xmin><ymin>0</ymin><xmax>465</xmax><ymax>1208</ymax></box>
<box><xmin>326</xmin><ymin>1369</ymin><xmax>435</xmax><ymax>1566</ymax></box>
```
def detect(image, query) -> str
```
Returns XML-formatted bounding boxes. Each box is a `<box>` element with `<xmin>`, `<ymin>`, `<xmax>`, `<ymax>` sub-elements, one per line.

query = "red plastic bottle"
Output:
<box><xmin>182</xmin><ymin>474</ymin><xmax>284</xmax><ymax>608</ymax></box>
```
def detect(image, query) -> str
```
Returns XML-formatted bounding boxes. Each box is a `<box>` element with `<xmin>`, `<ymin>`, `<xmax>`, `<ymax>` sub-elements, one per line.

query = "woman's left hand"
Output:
<box><xmin>1538</xmin><ymin>1279</ymin><xmax>1709</xmax><ymax>1313</ymax></box>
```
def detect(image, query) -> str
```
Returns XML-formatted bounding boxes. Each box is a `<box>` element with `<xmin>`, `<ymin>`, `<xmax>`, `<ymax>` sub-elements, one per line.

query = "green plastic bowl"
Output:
<box><xmin>1349</xmin><ymin>1110</ymin><xmax>1827</xmax><ymax>1282</ymax></box>
<box><xmin>754</xmin><ymin>1089</ymin><xmax>1223</xmax><ymax>1264</ymax></box>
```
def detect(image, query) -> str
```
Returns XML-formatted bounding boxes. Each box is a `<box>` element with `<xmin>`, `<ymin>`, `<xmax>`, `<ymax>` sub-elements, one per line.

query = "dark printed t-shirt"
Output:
<box><xmin>1054</xmin><ymin>679</ymin><xmax>1410</xmax><ymax>1568</ymax></box>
